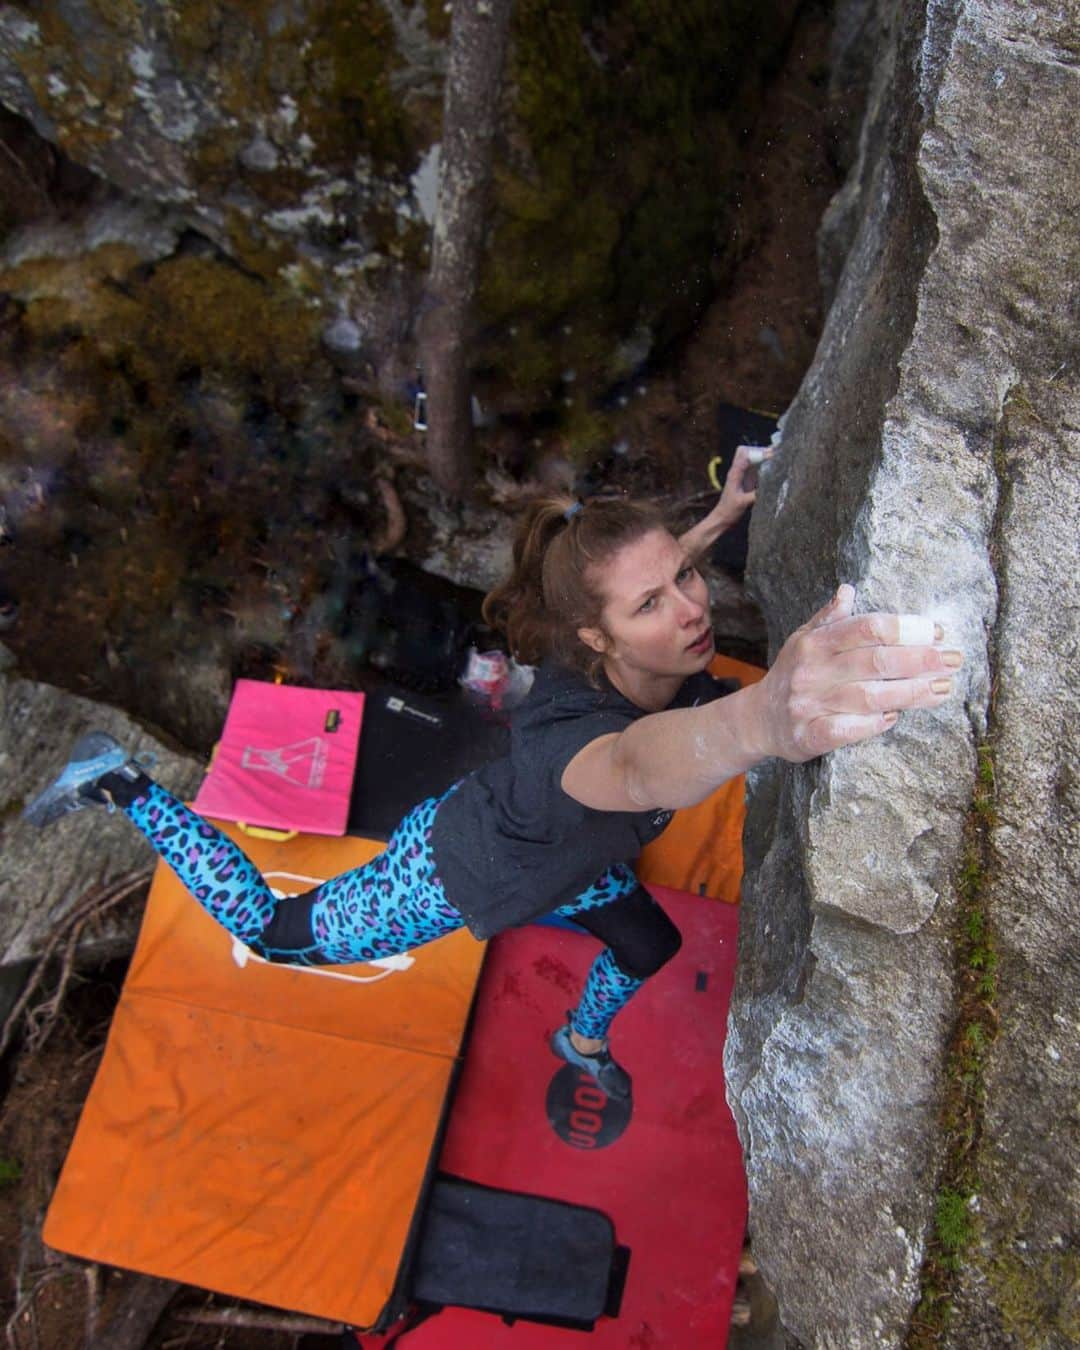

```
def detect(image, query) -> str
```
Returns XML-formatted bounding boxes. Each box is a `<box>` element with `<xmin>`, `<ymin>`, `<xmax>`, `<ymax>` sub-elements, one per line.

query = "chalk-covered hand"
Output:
<box><xmin>748</xmin><ymin>585</ymin><xmax>964</xmax><ymax>763</ymax></box>
<box><xmin>711</xmin><ymin>443</ymin><xmax>773</xmax><ymax>531</ymax></box>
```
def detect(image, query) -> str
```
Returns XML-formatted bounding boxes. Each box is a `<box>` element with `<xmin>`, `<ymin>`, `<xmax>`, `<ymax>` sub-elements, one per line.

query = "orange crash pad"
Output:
<box><xmin>44</xmin><ymin>825</ymin><xmax>485</xmax><ymax>1329</ymax></box>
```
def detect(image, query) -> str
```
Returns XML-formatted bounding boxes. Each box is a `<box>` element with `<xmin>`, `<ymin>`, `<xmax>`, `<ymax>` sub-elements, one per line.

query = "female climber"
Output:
<box><xmin>23</xmin><ymin>447</ymin><xmax>963</xmax><ymax>1099</ymax></box>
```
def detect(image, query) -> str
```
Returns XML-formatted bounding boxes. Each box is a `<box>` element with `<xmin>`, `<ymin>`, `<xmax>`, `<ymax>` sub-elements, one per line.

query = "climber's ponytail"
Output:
<box><xmin>483</xmin><ymin>495</ymin><xmax>668</xmax><ymax>680</ymax></box>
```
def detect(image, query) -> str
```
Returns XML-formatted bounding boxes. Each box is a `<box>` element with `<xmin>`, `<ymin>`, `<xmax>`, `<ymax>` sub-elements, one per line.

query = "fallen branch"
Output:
<box><xmin>0</xmin><ymin>870</ymin><xmax>152</xmax><ymax>1062</ymax></box>
<box><xmin>171</xmin><ymin>1304</ymin><xmax>345</xmax><ymax>1336</ymax></box>
<box><xmin>84</xmin><ymin>1264</ymin><xmax>101</xmax><ymax>1348</ymax></box>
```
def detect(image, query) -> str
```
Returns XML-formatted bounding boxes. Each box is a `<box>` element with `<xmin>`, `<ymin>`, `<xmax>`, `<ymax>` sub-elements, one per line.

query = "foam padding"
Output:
<box><xmin>194</xmin><ymin>680</ymin><xmax>365</xmax><ymax>835</ymax></box>
<box><xmin>44</xmin><ymin>825</ymin><xmax>486</xmax><ymax>1329</ymax></box>
<box><xmin>404</xmin><ymin>887</ymin><xmax>746</xmax><ymax>1345</ymax></box>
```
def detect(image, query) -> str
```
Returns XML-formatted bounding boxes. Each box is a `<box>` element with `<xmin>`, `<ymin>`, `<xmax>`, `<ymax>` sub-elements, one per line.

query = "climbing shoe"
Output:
<box><xmin>550</xmin><ymin>1018</ymin><xmax>632</xmax><ymax>1101</ymax></box>
<box><xmin>22</xmin><ymin>731</ymin><xmax>150</xmax><ymax>826</ymax></box>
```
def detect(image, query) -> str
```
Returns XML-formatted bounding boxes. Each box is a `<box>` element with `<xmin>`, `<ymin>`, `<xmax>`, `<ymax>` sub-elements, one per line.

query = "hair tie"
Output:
<box><xmin>563</xmin><ymin>500</ymin><xmax>583</xmax><ymax>522</ymax></box>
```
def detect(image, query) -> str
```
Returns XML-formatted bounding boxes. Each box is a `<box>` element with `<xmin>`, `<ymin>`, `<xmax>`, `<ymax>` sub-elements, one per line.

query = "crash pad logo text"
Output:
<box><xmin>242</xmin><ymin>737</ymin><xmax>328</xmax><ymax>789</ymax></box>
<box><xmin>546</xmin><ymin>1066</ymin><xmax>631</xmax><ymax>1149</ymax></box>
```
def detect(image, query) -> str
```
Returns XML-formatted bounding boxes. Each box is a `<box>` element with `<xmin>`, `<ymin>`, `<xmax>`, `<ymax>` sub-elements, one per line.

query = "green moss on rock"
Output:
<box><xmin>129</xmin><ymin>255</ymin><xmax>321</xmax><ymax>389</ymax></box>
<box><xmin>300</xmin><ymin>0</ymin><xmax>414</xmax><ymax>168</ymax></box>
<box><xmin>8</xmin><ymin>9</ymin><xmax>129</xmax><ymax>163</ymax></box>
<box><xmin>2</xmin><ymin>244</ymin><xmax>143</xmax><ymax>336</ymax></box>
<box><xmin>223</xmin><ymin>206</ymin><xmax>301</xmax><ymax>280</ymax></box>
<box><xmin>934</xmin><ymin>1189</ymin><xmax>975</xmax><ymax>1271</ymax></box>
<box><xmin>476</xmin><ymin>0</ymin><xmax>794</xmax><ymax>410</ymax></box>
<box><xmin>986</xmin><ymin>1244</ymin><xmax>1080</xmax><ymax>1348</ymax></box>
<box><xmin>3</xmin><ymin>244</ymin><xmax>321</xmax><ymax>417</ymax></box>
<box><xmin>907</xmin><ymin>737</ymin><xmax>1002</xmax><ymax>1349</ymax></box>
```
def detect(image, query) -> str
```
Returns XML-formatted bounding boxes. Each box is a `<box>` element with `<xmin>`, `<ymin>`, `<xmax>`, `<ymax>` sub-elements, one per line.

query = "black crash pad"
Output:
<box><xmin>409</xmin><ymin>1176</ymin><xmax>626</xmax><ymax>1329</ymax></box>
<box><xmin>348</xmin><ymin>682</ymin><xmax>510</xmax><ymax>838</ymax></box>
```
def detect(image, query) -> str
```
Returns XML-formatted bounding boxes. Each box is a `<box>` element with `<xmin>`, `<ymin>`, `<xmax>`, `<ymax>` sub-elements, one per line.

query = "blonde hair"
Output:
<box><xmin>482</xmin><ymin>495</ymin><xmax>668</xmax><ymax>680</ymax></box>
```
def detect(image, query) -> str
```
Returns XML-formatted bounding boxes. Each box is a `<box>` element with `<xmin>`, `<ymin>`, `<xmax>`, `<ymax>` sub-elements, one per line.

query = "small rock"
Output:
<box><xmin>322</xmin><ymin>315</ymin><xmax>363</xmax><ymax>354</ymax></box>
<box><xmin>239</xmin><ymin>134</ymin><xmax>280</xmax><ymax>173</ymax></box>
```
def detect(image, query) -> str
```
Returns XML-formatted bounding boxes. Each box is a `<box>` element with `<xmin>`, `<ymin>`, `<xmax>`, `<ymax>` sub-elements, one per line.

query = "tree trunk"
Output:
<box><xmin>419</xmin><ymin>0</ymin><xmax>513</xmax><ymax>500</ymax></box>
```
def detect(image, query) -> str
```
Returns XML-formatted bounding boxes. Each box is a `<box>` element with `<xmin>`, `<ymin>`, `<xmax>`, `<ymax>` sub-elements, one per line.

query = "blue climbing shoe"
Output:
<box><xmin>22</xmin><ymin>731</ymin><xmax>143</xmax><ymax>826</ymax></box>
<box><xmin>550</xmin><ymin>1019</ymin><xmax>632</xmax><ymax>1100</ymax></box>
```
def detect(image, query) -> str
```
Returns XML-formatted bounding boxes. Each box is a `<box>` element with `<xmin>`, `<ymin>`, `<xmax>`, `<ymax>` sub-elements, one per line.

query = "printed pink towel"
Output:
<box><xmin>193</xmin><ymin>680</ymin><xmax>365</xmax><ymax>835</ymax></box>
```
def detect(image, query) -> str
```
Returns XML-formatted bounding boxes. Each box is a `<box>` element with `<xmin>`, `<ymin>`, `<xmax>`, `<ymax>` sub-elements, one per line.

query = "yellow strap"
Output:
<box><xmin>707</xmin><ymin>456</ymin><xmax>724</xmax><ymax>491</ymax></box>
<box><xmin>238</xmin><ymin>823</ymin><xmax>299</xmax><ymax>842</ymax></box>
<box><xmin>205</xmin><ymin>744</ymin><xmax>298</xmax><ymax>840</ymax></box>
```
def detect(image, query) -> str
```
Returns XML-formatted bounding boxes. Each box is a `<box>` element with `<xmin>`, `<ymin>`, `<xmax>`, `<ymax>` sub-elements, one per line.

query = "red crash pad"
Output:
<box><xmin>400</xmin><ymin>886</ymin><xmax>746</xmax><ymax>1345</ymax></box>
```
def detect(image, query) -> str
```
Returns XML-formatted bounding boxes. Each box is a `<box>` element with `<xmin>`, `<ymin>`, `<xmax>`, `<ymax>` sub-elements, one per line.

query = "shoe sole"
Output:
<box><xmin>22</xmin><ymin>737</ymin><xmax>128</xmax><ymax>827</ymax></box>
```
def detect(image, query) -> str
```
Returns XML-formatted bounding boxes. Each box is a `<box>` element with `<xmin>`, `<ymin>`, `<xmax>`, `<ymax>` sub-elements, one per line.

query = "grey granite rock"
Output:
<box><xmin>0</xmin><ymin>674</ymin><xmax>203</xmax><ymax>967</ymax></box>
<box><xmin>0</xmin><ymin>0</ymin><xmax>427</xmax><ymax>324</ymax></box>
<box><xmin>728</xmin><ymin>0</ymin><xmax>1079</xmax><ymax>1345</ymax></box>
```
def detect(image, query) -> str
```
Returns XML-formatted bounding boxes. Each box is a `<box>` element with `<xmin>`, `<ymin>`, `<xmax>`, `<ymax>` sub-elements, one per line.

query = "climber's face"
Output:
<box><xmin>577</xmin><ymin>528</ymin><xmax>713</xmax><ymax>707</ymax></box>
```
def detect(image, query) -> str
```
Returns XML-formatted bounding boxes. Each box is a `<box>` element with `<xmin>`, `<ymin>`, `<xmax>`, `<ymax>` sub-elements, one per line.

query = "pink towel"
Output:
<box><xmin>193</xmin><ymin>680</ymin><xmax>365</xmax><ymax>835</ymax></box>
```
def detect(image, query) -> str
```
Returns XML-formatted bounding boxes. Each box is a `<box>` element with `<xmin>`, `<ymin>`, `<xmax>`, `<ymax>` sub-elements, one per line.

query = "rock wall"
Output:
<box><xmin>0</xmin><ymin>0</ymin><xmax>800</xmax><ymax>421</ymax></box>
<box><xmin>0</xmin><ymin>667</ymin><xmax>203</xmax><ymax>968</ymax></box>
<box><xmin>728</xmin><ymin>0</ymin><xmax>1078</xmax><ymax>1345</ymax></box>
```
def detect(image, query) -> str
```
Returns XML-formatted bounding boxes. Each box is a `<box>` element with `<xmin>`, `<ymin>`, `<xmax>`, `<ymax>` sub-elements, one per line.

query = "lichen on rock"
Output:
<box><xmin>1</xmin><ymin>0</ymin><xmax>811</xmax><ymax>449</ymax></box>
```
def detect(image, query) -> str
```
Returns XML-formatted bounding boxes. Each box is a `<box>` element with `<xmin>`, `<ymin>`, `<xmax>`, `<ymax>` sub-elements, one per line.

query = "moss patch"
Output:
<box><xmin>132</xmin><ymin>256</ymin><xmax>320</xmax><ymax>391</ymax></box>
<box><xmin>298</xmin><ymin>0</ymin><xmax>414</xmax><ymax>168</ymax></box>
<box><xmin>475</xmin><ymin>0</ymin><xmax>795</xmax><ymax>413</ymax></box>
<box><xmin>4</xmin><ymin>246</ymin><xmax>321</xmax><ymax>401</ymax></box>
<box><xmin>987</xmin><ymin>1245</ymin><xmax>1080</xmax><ymax>1346</ymax></box>
<box><xmin>906</xmin><ymin>737</ymin><xmax>1001</xmax><ymax>1348</ymax></box>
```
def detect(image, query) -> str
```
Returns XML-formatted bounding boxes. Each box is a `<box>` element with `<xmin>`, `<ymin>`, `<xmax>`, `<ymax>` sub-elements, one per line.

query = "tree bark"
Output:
<box><xmin>418</xmin><ymin>0</ymin><xmax>513</xmax><ymax>500</ymax></box>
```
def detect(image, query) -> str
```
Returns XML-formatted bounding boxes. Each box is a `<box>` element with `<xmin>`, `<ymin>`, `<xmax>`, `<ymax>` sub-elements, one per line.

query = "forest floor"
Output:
<box><xmin>0</xmin><ymin>3</ymin><xmax>842</xmax><ymax>1346</ymax></box>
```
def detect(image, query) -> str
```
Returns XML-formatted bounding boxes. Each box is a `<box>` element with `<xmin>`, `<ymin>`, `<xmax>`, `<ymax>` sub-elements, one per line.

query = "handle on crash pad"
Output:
<box><xmin>238</xmin><ymin>823</ymin><xmax>299</xmax><ymax>842</ymax></box>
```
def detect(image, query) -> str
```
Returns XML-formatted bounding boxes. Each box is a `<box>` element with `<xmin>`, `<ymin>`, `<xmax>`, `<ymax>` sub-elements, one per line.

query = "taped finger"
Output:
<box><xmin>820</xmin><ymin>609</ymin><xmax>944</xmax><ymax>651</ymax></box>
<box><xmin>896</xmin><ymin>614</ymin><xmax>945</xmax><ymax>646</ymax></box>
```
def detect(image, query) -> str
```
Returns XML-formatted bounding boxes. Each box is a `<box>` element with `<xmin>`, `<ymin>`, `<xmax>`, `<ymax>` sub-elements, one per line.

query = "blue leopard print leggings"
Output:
<box><xmin>123</xmin><ymin>783</ymin><xmax>647</xmax><ymax>1039</ymax></box>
